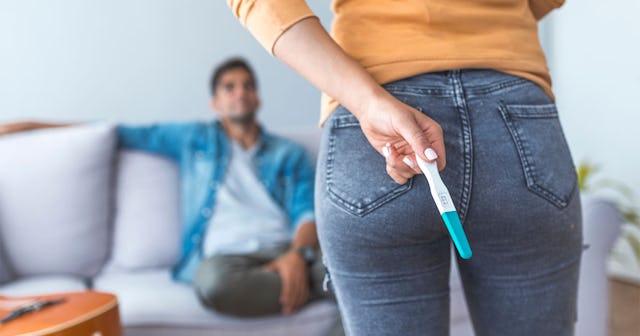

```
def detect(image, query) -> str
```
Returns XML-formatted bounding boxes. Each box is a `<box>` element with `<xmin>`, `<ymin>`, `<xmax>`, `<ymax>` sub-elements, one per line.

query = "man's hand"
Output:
<box><xmin>262</xmin><ymin>250</ymin><xmax>309</xmax><ymax>315</ymax></box>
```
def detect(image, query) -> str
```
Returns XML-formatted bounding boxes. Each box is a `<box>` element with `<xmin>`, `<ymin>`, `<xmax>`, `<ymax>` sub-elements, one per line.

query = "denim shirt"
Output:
<box><xmin>117</xmin><ymin>120</ymin><xmax>315</xmax><ymax>283</ymax></box>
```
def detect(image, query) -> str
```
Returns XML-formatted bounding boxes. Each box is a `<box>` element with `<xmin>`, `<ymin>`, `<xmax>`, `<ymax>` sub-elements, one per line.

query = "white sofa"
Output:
<box><xmin>0</xmin><ymin>123</ymin><xmax>621</xmax><ymax>336</ymax></box>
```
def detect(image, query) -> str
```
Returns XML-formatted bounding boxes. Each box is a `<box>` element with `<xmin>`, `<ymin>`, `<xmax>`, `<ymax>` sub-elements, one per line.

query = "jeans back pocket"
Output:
<box><xmin>325</xmin><ymin>110</ymin><xmax>413</xmax><ymax>217</ymax></box>
<box><xmin>499</xmin><ymin>102</ymin><xmax>578</xmax><ymax>208</ymax></box>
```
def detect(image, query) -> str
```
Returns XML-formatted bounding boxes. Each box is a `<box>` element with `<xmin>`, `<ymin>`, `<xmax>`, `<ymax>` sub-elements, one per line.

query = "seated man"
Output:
<box><xmin>0</xmin><ymin>58</ymin><xmax>336</xmax><ymax>321</ymax></box>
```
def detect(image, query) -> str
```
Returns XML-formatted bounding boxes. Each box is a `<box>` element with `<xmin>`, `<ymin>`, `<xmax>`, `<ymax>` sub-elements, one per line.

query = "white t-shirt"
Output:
<box><xmin>202</xmin><ymin>141</ymin><xmax>291</xmax><ymax>257</ymax></box>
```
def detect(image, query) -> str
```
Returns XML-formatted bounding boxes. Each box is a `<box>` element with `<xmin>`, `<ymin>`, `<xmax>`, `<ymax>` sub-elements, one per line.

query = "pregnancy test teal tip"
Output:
<box><xmin>414</xmin><ymin>154</ymin><xmax>472</xmax><ymax>259</ymax></box>
<box><xmin>442</xmin><ymin>211</ymin><xmax>472</xmax><ymax>259</ymax></box>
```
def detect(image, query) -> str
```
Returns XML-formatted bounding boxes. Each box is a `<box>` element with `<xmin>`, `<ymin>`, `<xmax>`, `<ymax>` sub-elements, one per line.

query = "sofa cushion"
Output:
<box><xmin>106</xmin><ymin>150</ymin><xmax>181</xmax><ymax>271</ymax></box>
<box><xmin>0</xmin><ymin>275</ymin><xmax>87</xmax><ymax>296</ymax></box>
<box><xmin>93</xmin><ymin>269</ymin><xmax>339</xmax><ymax>334</ymax></box>
<box><xmin>0</xmin><ymin>123</ymin><xmax>116</xmax><ymax>278</ymax></box>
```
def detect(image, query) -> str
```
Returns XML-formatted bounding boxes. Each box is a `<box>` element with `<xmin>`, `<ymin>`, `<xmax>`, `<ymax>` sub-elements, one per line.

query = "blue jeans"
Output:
<box><xmin>315</xmin><ymin>70</ymin><xmax>582</xmax><ymax>336</ymax></box>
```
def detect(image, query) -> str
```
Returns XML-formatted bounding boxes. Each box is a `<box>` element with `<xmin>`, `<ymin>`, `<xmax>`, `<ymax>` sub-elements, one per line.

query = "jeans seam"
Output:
<box><xmin>383</xmin><ymin>85</ymin><xmax>454</xmax><ymax>97</ymax></box>
<box><xmin>464</xmin><ymin>78</ymin><xmax>531</xmax><ymax>96</ymax></box>
<box><xmin>326</xmin><ymin>117</ymin><xmax>337</xmax><ymax>207</ymax></box>
<box><xmin>450</xmin><ymin>70</ymin><xmax>474</xmax><ymax>226</ymax></box>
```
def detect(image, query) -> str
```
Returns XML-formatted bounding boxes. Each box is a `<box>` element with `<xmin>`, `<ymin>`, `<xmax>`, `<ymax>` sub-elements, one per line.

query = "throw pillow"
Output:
<box><xmin>0</xmin><ymin>123</ymin><xmax>116</xmax><ymax>278</ymax></box>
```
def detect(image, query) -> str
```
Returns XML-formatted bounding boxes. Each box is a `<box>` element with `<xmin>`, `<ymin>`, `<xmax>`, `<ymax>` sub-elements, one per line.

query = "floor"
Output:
<box><xmin>609</xmin><ymin>277</ymin><xmax>640</xmax><ymax>336</ymax></box>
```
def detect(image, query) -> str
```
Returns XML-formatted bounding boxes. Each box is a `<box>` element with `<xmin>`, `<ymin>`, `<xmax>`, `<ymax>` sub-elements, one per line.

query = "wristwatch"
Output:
<box><xmin>295</xmin><ymin>246</ymin><xmax>317</xmax><ymax>265</ymax></box>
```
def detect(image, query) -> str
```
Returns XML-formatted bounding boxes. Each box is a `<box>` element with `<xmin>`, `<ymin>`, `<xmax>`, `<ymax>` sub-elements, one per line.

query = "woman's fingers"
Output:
<box><xmin>401</xmin><ymin>155</ymin><xmax>422</xmax><ymax>174</ymax></box>
<box><xmin>382</xmin><ymin>143</ymin><xmax>418</xmax><ymax>184</ymax></box>
<box><xmin>392</xmin><ymin>110</ymin><xmax>433</xmax><ymax>161</ymax></box>
<box><xmin>413</xmin><ymin>112</ymin><xmax>446</xmax><ymax>170</ymax></box>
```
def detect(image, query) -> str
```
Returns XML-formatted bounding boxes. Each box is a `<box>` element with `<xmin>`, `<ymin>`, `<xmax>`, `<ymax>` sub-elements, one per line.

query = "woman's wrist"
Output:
<box><xmin>350</xmin><ymin>85</ymin><xmax>397</xmax><ymax>123</ymax></box>
<box><xmin>346</xmin><ymin>80</ymin><xmax>386</xmax><ymax>119</ymax></box>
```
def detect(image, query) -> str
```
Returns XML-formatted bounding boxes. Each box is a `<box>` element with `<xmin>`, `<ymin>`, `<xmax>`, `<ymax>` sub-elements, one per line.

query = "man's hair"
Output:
<box><xmin>209</xmin><ymin>57</ymin><xmax>257</xmax><ymax>96</ymax></box>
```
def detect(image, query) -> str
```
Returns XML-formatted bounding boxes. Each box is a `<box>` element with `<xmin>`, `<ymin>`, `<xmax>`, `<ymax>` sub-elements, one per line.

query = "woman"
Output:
<box><xmin>227</xmin><ymin>1</ymin><xmax>582</xmax><ymax>335</ymax></box>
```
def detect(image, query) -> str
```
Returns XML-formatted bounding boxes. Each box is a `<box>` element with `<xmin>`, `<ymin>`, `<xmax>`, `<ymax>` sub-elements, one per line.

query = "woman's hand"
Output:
<box><xmin>358</xmin><ymin>92</ymin><xmax>446</xmax><ymax>184</ymax></box>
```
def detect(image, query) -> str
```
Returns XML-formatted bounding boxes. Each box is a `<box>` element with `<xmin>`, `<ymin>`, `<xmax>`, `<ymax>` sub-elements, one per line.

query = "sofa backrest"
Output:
<box><xmin>105</xmin><ymin>150</ymin><xmax>182</xmax><ymax>272</ymax></box>
<box><xmin>0</xmin><ymin>123</ymin><xmax>116</xmax><ymax>279</ymax></box>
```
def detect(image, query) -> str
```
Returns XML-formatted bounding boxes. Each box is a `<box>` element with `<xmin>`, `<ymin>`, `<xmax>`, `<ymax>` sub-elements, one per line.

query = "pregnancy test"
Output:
<box><xmin>415</xmin><ymin>155</ymin><xmax>472</xmax><ymax>259</ymax></box>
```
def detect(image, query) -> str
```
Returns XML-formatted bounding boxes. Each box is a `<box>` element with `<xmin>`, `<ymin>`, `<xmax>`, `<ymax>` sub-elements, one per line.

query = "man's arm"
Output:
<box><xmin>287</xmin><ymin>146</ymin><xmax>316</xmax><ymax>236</ymax></box>
<box><xmin>290</xmin><ymin>220</ymin><xmax>319</xmax><ymax>250</ymax></box>
<box><xmin>0</xmin><ymin>121</ymin><xmax>194</xmax><ymax>161</ymax></box>
<box><xmin>0</xmin><ymin>121</ymin><xmax>76</xmax><ymax>136</ymax></box>
<box><xmin>262</xmin><ymin>145</ymin><xmax>319</xmax><ymax>315</ymax></box>
<box><xmin>116</xmin><ymin>123</ymin><xmax>197</xmax><ymax>160</ymax></box>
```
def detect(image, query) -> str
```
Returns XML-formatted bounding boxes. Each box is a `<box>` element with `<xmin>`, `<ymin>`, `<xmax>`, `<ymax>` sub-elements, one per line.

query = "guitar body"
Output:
<box><xmin>0</xmin><ymin>291</ymin><xmax>121</xmax><ymax>336</ymax></box>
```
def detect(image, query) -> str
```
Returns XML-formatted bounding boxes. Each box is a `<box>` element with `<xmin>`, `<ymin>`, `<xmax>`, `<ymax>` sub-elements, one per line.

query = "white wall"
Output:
<box><xmin>547</xmin><ymin>0</ymin><xmax>640</xmax><ymax>197</ymax></box>
<box><xmin>0</xmin><ymin>0</ymin><xmax>332</xmax><ymax>130</ymax></box>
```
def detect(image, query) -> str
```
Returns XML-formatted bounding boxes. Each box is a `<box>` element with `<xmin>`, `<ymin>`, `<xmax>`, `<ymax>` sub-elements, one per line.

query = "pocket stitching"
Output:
<box><xmin>498</xmin><ymin>102</ymin><xmax>575</xmax><ymax>209</ymax></box>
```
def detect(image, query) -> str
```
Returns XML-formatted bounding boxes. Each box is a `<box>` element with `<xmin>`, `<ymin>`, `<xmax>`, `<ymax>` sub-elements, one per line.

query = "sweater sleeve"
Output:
<box><xmin>227</xmin><ymin>0</ymin><xmax>317</xmax><ymax>55</ymax></box>
<box><xmin>529</xmin><ymin>0</ymin><xmax>566</xmax><ymax>20</ymax></box>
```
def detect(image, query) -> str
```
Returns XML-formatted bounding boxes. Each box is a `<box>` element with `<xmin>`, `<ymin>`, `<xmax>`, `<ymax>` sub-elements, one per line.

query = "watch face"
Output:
<box><xmin>299</xmin><ymin>247</ymin><xmax>316</xmax><ymax>263</ymax></box>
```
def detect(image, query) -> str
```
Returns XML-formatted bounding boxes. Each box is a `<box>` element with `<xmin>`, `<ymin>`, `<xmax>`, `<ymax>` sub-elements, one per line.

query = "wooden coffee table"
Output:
<box><xmin>0</xmin><ymin>291</ymin><xmax>121</xmax><ymax>336</ymax></box>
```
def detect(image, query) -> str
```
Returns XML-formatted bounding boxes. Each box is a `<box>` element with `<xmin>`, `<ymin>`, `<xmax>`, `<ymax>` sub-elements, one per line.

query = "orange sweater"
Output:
<box><xmin>228</xmin><ymin>0</ymin><xmax>564</xmax><ymax>125</ymax></box>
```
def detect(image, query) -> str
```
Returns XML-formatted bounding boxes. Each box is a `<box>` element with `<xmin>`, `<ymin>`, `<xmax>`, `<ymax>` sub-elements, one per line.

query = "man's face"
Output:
<box><xmin>211</xmin><ymin>68</ymin><xmax>259</xmax><ymax>125</ymax></box>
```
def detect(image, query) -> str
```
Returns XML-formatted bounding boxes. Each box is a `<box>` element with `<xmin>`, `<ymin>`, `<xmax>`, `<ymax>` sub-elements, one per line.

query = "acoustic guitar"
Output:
<box><xmin>0</xmin><ymin>291</ymin><xmax>121</xmax><ymax>336</ymax></box>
